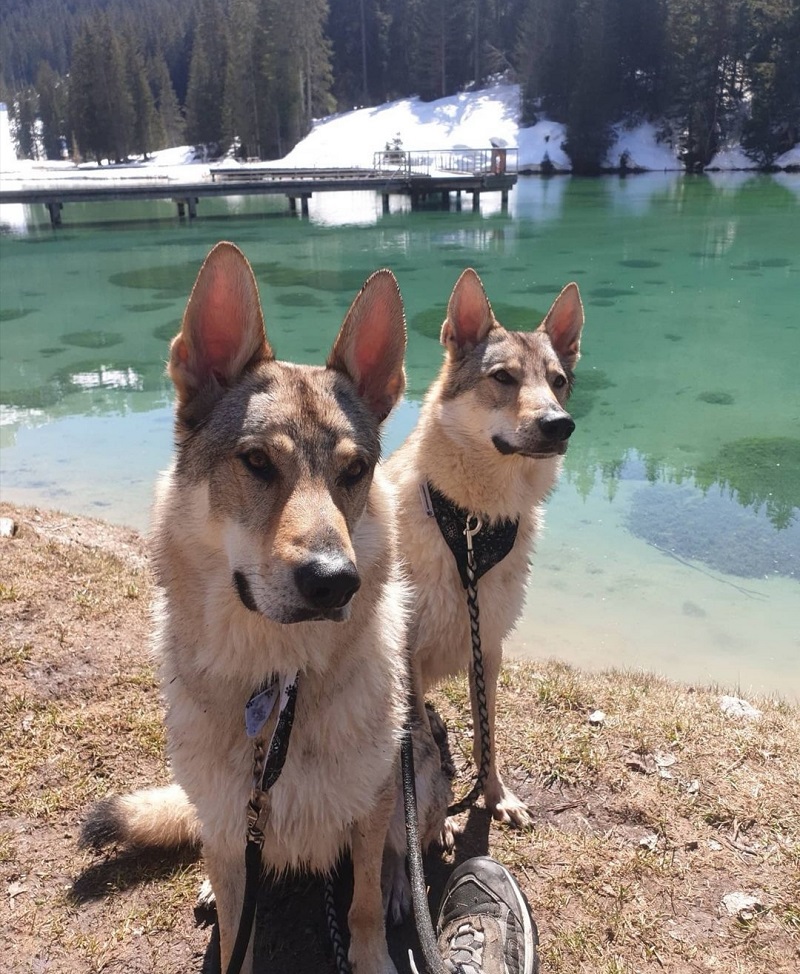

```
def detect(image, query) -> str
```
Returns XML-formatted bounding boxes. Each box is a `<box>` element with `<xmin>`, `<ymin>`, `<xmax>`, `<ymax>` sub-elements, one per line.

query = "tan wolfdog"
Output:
<box><xmin>79</xmin><ymin>242</ymin><xmax>449</xmax><ymax>974</ymax></box>
<box><xmin>386</xmin><ymin>268</ymin><xmax>584</xmax><ymax>833</ymax></box>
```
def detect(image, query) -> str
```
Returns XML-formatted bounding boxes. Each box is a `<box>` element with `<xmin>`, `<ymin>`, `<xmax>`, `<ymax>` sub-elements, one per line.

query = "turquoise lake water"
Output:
<box><xmin>1</xmin><ymin>173</ymin><xmax>798</xmax><ymax>697</ymax></box>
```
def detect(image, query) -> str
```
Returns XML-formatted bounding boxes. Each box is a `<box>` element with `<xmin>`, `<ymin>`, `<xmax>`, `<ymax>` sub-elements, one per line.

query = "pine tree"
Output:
<box><xmin>741</xmin><ymin>0</ymin><xmax>800</xmax><ymax>165</ymax></box>
<box><xmin>223</xmin><ymin>0</ymin><xmax>263</xmax><ymax>157</ymax></box>
<box><xmin>35</xmin><ymin>61</ymin><xmax>66</xmax><ymax>160</ymax></box>
<box><xmin>68</xmin><ymin>22</ymin><xmax>103</xmax><ymax>162</ymax></box>
<box><xmin>516</xmin><ymin>0</ymin><xmax>578</xmax><ymax>123</ymax></box>
<box><xmin>126</xmin><ymin>36</ymin><xmax>159</xmax><ymax>158</ymax></box>
<box><xmin>68</xmin><ymin>15</ymin><xmax>134</xmax><ymax>164</ymax></box>
<box><xmin>151</xmin><ymin>53</ymin><xmax>184</xmax><ymax>148</ymax></box>
<box><xmin>185</xmin><ymin>0</ymin><xmax>227</xmax><ymax>149</ymax></box>
<box><xmin>562</xmin><ymin>0</ymin><xmax>616</xmax><ymax>173</ymax></box>
<box><xmin>665</xmin><ymin>0</ymin><xmax>747</xmax><ymax>170</ymax></box>
<box><xmin>257</xmin><ymin>0</ymin><xmax>334</xmax><ymax>158</ymax></box>
<box><xmin>11</xmin><ymin>85</ymin><xmax>38</xmax><ymax>159</ymax></box>
<box><xmin>414</xmin><ymin>0</ymin><xmax>455</xmax><ymax>100</ymax></box>
<box><xmin>384</xmin><ymin>0</ymin><xmax>425</xmax><ymax>100</ymax></box>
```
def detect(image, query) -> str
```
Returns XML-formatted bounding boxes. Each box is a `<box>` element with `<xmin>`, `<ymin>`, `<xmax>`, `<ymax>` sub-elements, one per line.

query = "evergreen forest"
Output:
<box><xmin>1</xmin><ymin>0</ymin><xmax>799</xmax><ymax>172</ymax></box>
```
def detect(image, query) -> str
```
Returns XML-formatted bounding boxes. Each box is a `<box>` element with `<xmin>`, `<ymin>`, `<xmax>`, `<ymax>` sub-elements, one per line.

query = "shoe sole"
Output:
<box><xmin>499</xmin><ymin>864</ymin><xmax>539</xmax><ymax>974</ymax></box>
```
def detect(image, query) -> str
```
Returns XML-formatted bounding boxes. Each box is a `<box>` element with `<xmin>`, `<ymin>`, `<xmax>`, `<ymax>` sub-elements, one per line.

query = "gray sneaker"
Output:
<box><xmin>435</xmin><ymin>857</ymin><xmax>539</xmax><ymax>974</ymax></box>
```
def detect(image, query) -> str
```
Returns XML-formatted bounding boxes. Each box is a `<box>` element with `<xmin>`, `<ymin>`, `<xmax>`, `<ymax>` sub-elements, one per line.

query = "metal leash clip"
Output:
<box><xmin>464</xmin><ymin>514</ymin><xmax>483</xmax><ymax>557</ymax></box>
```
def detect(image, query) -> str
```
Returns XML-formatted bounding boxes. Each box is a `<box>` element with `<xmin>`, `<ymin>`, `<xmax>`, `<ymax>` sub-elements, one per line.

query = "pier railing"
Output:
<box><xmin>373</xmin><ymin>146</ymin><xmax>518</xmax><ymax>177</ymax></box>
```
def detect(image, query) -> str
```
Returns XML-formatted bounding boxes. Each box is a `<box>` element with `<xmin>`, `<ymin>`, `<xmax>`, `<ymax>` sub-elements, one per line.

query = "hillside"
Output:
<box><xmin>2</xmin><ymin>0</ymin><xmax>799</xmax><ymax>173</ymax></box>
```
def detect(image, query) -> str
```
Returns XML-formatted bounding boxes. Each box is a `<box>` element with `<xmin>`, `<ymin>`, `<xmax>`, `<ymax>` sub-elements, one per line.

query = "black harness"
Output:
<box><xmin>421</xmin><ymin>481</ymin><xmax>519</xmax><ymax>588</ymax></box>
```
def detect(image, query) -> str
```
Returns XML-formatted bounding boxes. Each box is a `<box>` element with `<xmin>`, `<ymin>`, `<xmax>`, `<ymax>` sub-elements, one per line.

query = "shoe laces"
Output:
<box><xmin>443</xmin><ymin>919</ymin><xmax>485</xmax><ymax>974</ymax></box>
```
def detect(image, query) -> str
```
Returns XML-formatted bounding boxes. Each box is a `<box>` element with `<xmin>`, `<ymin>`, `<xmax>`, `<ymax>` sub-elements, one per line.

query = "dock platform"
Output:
<box><xmin>0</xmin><ymin>148</ymin><xmax>518</xmax><ymax>226</ymax></box>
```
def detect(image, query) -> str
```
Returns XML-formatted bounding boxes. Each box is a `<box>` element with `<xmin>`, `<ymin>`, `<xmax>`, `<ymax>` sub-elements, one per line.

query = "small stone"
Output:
<box><xmin>588</xmin><ymin>709</ymin><xmax>606</xmax><ymax>726</ymax></box>
<box><xmin>0</xmin><ymin>517</ymin><xmax>17</xmax><ymax>538</ymax></box>
<box><xmin>720</xmin><ymin>696</ymin><xmax>762</xmax><ymax>720</ymax></box>
<box><xmin>721</xmin><ymin>891</ymin><xmax>765</xmax><ymax>921</ymax></box>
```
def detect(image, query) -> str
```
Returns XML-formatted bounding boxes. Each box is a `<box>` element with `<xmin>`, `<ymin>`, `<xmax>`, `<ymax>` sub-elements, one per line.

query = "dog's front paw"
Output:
<box><xmin>486</xmin><ymin>788</ymin><xmax>534</xmax><ymax>829</ymax></box>
<box><xmin>438</xmin><ymin>815</ymin><xmax>460</xmax><ymax>851</ymax></box>
<box><xmin>194</xmin><ymin>877</ymin><xmax>216</xmax><ymax>927</ymax></box>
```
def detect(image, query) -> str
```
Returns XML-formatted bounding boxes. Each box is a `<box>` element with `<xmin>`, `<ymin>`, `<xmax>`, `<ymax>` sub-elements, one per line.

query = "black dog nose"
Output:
<box><xmin>538</xmin><ymin>412</ymin><xmax>576</xmax><ymax>441</ymax></box>
<box><xmin>294</xmin><ymin>556</ymin><xmax>361</xmax><ymax>610</ymax></box>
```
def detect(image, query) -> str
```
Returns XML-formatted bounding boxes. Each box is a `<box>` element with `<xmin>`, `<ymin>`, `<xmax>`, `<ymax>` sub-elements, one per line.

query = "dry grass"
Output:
<box><xmin>441</xmin><ymin>663</ymin><xmax>800</xmax><ymax>973</ymax></box>
<box><xmin>1</xmin><ymin>501</ymin><xmax>798</xmax><ymax>973</ymax></box>
<box><xmin>0</xmin><ymin>503</ymin><xmax>206</xmax><ymax>973</ymax></box>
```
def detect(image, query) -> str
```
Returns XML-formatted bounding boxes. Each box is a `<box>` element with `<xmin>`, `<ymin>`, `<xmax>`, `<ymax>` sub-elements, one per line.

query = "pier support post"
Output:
<box><xmin>174</xmin><ymin>197</ymin><xmax>198</xmax><ymax>220</ymax></box>
<box><xmin>382</xmin><ymin>194</ymin><xmax>390</xmax><ymax>214</ymax></box>
<box><xmin>472</xmin><ymin>191</ymin><xmax>480</xmax><ymax>212</ymax></box>
<box><xmin>288</xmin><ymin>196</ymin><xmax>297</xmax><ymax>214</ymax></box>
<box><xmin>501</xmin><ymin>189</ymin><xmax>509</xmax><ymax>212</ymax></box>
<box><xmin>440</xmin><ymin>191</ymin><xmax>449</xmax><ymax>209</ymax></box>
<box><xmin>46</xmin><ymin>201</ymin><xmax>63</xmax><ymax>227</ymax></box>
<box><xmin>300</xmin><ymin>195</ymin><xmax>310</xmax><ymax>217</ymax></box>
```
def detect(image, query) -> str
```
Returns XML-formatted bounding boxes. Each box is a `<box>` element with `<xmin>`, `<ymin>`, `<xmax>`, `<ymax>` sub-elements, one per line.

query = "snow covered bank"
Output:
<box><xmin>1</xmin><ymin>82</ymin><xmax>798</xmax><ymax>180</ymax></box>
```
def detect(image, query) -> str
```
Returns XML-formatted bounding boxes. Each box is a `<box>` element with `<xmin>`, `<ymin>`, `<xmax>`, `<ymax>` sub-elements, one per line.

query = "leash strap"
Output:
<box><xmin>447</xmin><ymin>518</ymin><xmax>493</xmax><ymax>816</ymax></box>
<box><xmin>422</xmin><ymin>482</ymin><xmax>509</xmax><ymax>815</ymax></box>
<box><xmin>225</xmin><ymin>671</ymin><xmax>299</xmax><ymax>974</ymax></box>
<box><xmin>323</xmin><ymin>873</ymin><xmax>352</xmax><ymax>974</ymax></box>
<box><xmin>401</xmin><ymin>723</ymin><xmax>448</xmax><ymax>974</ymax></box>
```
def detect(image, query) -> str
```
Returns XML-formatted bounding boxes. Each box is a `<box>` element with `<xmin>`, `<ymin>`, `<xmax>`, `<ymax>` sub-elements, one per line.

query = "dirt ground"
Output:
<box><xmin>1</xmin><ymin>501</ymin><xmax>798</xmax><ymax>973</ymax></box>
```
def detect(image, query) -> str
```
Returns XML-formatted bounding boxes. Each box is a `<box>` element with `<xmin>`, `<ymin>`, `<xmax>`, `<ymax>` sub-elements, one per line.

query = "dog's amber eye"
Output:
<box><xmin>491</xmin><ymin>369</ymin><xmax>516</xmax><ymax>385</ymax></box>
<box><xmin>240</xmin><ymin>449</ymin><xmax>276</xmax><ymax>481</ymax></box>
<box><xmin>341</xmin><ymin>458</ymin><xmax>369</xmax><ymax>487</ymax></box>
<box><xmin>551</xmin><ymin>374</ymin><xmax>567</xmax><ymax>390</ymax></box>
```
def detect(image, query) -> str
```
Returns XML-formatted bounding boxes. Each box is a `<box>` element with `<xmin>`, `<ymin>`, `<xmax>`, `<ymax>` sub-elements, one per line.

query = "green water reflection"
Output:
<box><xmin>1</xmin><ymin>173</ymin><xmax>798</xmax><ymax>693</ymax></box>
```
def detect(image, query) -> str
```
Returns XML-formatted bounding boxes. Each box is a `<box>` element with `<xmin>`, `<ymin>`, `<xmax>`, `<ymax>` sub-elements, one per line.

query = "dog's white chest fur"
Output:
<box><xmin>159</xmin><ymin>602</ymin><xmax>406</xmax><ymax>874</ymax></box>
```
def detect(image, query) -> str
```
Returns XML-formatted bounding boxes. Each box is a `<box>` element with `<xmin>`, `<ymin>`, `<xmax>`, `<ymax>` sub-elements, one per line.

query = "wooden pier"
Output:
<box><xmin>0</xmin><ymin>148</ymin><xmax>517</xmax><ymax>227</ymax></box>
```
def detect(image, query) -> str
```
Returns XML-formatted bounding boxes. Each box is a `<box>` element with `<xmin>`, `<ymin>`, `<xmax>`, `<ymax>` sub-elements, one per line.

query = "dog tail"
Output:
<box><xmin>79</xmin><ymin>784</ymin><xmax>201</xmax><ymax>851</ymax></box>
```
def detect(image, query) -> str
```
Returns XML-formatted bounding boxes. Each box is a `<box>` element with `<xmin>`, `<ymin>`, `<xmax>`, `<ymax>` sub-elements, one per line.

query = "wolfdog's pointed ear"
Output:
<box><xmin>327</xmin><ymin>269</ymin><xmax>406</xmax><ymax>423</ymax></box>
<box><xmin>169</xmin><ymin>241</ymin><xmax>274</xmax><ymax>402</ymax></box>
<box><xmin>539</xmin><ymin>283</ymin><xmax>584</xmax><ymax>369</ymax></box>
<box><xmin>440</xmin><ymin>268</ymin><xmax>497</xmax><ymax>354</ymax></box>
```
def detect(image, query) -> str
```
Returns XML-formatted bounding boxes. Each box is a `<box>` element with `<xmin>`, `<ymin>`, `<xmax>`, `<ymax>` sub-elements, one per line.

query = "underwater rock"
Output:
<box><xmin>61</xmin><ymin>330</ymin><xmax>124</xmax><ymax>349</ymax></box>
<box><xmin>697</xmin><ymin>391</ymin><xmax>735</xmax><ymax>405</ymax></box>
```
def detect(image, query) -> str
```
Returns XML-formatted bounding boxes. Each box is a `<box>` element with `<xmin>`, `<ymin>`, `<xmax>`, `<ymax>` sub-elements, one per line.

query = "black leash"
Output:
<box><xmin>447</xmin><ymin>522</ymin><xmax>492</xmax><ymax>816</ymax></box>
<box><xmin>323</xmin><ymin>873</ymin><xmax>352</xmax><ymax>974</ymax></box>
<box><xmin>420</xmin><ymin>482</ymin><xmax>519</xmax><ymax>816</ymax></box>
<box><xmin>226</xmin><ymin>672</ymin><xmax>299</xmax><ymax>974</ymax></box>
<box><xmin>401</xmin><ymin>722</ymin><xmax>448</xmax><ymax>974</ymax></box>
